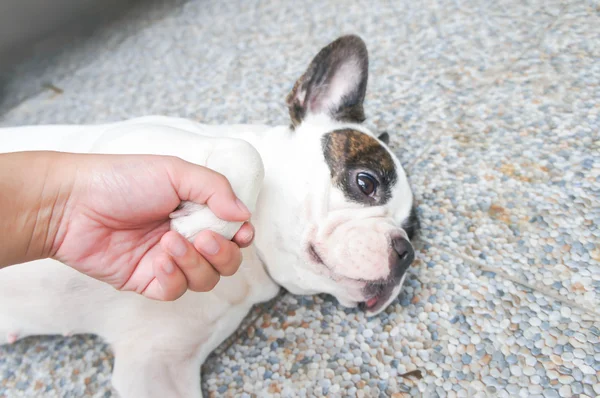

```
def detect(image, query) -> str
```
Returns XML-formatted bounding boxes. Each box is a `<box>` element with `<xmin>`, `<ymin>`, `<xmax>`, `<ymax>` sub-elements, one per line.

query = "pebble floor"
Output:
<box><xmin>1</xmin><ymin>0</ymin><xmax>599</xmax><ymax>397</ymax></box>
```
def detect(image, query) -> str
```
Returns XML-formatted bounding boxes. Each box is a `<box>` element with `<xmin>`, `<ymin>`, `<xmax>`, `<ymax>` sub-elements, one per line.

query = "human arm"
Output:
<box><xmin>0</xmin><ymin>150</ymin><xmax>254</xmax><ymax>300</ymax></box>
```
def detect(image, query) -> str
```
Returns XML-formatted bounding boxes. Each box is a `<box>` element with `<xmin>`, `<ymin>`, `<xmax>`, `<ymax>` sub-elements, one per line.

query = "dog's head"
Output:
<box><xmin>255</xmin><ymin>35</ymin><xmax>419</xmax><ymax>317</ymax></box>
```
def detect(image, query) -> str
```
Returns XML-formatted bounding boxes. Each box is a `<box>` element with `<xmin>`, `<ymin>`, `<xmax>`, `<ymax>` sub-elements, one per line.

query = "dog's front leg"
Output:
<box><xmin>111</xmin><ymin>342</ymin><xmax>203</xmax><ymax>398</ymax></box>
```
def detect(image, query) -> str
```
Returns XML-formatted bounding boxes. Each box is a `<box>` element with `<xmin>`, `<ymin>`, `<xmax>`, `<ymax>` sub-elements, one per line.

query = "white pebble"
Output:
<box><xmin>443</xmin><ymin>381</ymin><xmax>453</xmax><ymax>391</ymax></box>
<box><xmin>529</xmin><ymin>385</ymin><xmax>543</xmax><ymax>394</ymax></box>
<box><xmin>562</xmin><ymin>352</ymin><xmax>574</xmax><ymax>361</ymax></box>
<box><xmin>545</xmin><ymin>336</ymin><xmax>557</xmax><ymax>347</ymax></box>
<box><xmin>470</xmin><ymin>380</ymin><xmax>485</xmax><ymax>391</ymax></box>
<box><xmin>510</xmin><ymin>365</ymin><xmax>522</xmax><ymax>377</ymax></box>
<box><xmin>573</xmin><ymin>332</ymin><xmax>587</xmax><ymax>343</ymax></box>
<box><xmin>448</xmin><ymin>344</ymin><xmax>457</xmax><ymax>355</ymax></box>
<box><xmin>530</xmin><ymin>317</ymin><xmax>541</xmax><ymax>326</ymax></box>
<box><xmin>573</xmin><ymin>348</ymin><xmax>586</xmax><ymax>359</ymax></box>
<box><xmin>547</xmin><ymin>370</ymin><xmax>559</xmax><ymax>380</ymax></box>
<box><xmin>580</xmin><ymin>364</ymin><xmax>595</xmax><ymax>375</ymax></box>
<box><xmin>559</xmin><ymin>375</ymin><xmax>573</xmax><ymax>384</ymax></box>
<box><xmin>559</xmin><ymin>385</ymin><xmax>572</xmax><ymax>397</ymax></box>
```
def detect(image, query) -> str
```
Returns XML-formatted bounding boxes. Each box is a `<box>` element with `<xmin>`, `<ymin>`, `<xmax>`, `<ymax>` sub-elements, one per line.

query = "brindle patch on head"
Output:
<box><xmin>322</xmin><ymin>129</ymin><xmax>397</xmax><ymax>204</ymax></box>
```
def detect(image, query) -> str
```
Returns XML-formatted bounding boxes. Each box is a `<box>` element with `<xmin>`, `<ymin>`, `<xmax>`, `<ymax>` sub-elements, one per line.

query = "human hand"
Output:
<box><xmin>46</xmin><ymin>153</ymin><xmax>254</xmax><ymax>300</ymax></box>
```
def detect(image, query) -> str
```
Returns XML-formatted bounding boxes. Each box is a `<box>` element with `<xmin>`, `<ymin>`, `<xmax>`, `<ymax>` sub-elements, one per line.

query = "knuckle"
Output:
<box><xmin>213</xmin><ymin>172</ymin><xmax>231</xmax><ymax>189</ymax></box>
<box><xmin>161</xmin><ymin>276</ymin><xmax>186</xmax><ymax>302</ymax></box>
<box><xmin>219</xmin><ymin>246</ymin><xmax>242</xmax><ymax>277</ymax></box>
<box><xmin>180</xmin><ymin>246</ymin><xmax>206</xmax><ymax>269</ymax></box>
<box><xmin>205</xmin><ymin>274</ymin><xmax>220</xmax><ymax>291</ymax></box>
<box><xmin>220</xmin><ymin>262</ymin><xmax>239</xmax><ymax>277</ymax></box>
<box><xmin>189</xmin><ymin>271</ymin><xmax>220</xmax><ymax>292</ymax></box>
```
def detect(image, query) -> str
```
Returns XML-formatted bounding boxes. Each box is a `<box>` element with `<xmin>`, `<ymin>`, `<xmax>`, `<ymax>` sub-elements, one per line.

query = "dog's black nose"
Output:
<box><xmin>391</xmin><ymin>236</ymin><xmax>414</xmax><ymax>278</ymax></box>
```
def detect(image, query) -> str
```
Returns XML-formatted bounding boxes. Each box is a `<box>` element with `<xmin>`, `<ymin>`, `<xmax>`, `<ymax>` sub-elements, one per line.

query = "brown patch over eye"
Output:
<box><xmin>322</xmin><ymin>129</ymin><xmax>397</xmax><ymax>204</ymax></box>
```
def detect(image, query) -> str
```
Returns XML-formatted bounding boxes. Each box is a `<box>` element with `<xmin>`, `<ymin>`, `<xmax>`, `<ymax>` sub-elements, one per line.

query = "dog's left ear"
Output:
<box><xmin>286</xmin><ymin>35</ymin><xmax>369</xmax><ymax>128</ymax></box>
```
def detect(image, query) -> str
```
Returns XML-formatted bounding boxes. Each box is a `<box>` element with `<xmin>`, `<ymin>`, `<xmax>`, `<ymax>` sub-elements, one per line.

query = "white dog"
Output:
<box><xmin>0</xmin><ymin>35</ymin><xmax>419</xmax><ymax>397</ymax></box>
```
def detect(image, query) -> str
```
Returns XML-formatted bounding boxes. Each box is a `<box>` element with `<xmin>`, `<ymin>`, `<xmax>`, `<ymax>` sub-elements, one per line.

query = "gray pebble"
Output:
<box><xmin>506</xmin><ymin>354</ymin><xmax>518</xmax><ymax>364</ymax></box>
<box><xmin>543</xmin><ymin>389</ymin><xmax>559</xmax><ymax>398</ymax></box>
<box><xmin>506</xmin><ymin>384</ymin><xmax>520</xmax><ymax>394</ymax></box>
<box><xmin>571</xmin><ymin>382</ymin><xmax>583</xmax><ymax>394</ymax></box>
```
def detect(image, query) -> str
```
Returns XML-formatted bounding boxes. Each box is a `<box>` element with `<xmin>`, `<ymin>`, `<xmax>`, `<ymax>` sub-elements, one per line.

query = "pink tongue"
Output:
<box><xmin>366</xmin><ymin>297</ymin><xmax>378</xmax><ymax>308</ymax></box>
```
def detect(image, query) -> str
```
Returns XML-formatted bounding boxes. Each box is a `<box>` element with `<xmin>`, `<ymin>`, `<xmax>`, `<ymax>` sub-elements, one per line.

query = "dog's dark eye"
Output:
<box><xmin>356</xmin><ymin>172</ymin><xmax>377</xmax><ymax>196</ymax></box>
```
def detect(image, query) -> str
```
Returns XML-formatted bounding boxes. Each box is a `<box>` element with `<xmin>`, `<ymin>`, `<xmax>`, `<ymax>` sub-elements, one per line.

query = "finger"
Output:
<box><xmin>194</xmin><ymin>230</ymin><xmax>243</xmax><ymax>277</ymax></box>
<box><xmin>143</xmin><ymin>253</ymin><xmax>188</xmax><ymax>301</ymax></box>
<box><xmin>166</xmin><ymin>158</ymin><xmax>251</xmax><ymax>222</ymax></box>
<box><xmin>161</xmin><ymin>230</ymin><xmax>221</xmax><ymax>292</ymax></box>
<box><xmin>232</xmin><ymin>222</ymin><xmax>255</xmax><ymax>248</ymax></box>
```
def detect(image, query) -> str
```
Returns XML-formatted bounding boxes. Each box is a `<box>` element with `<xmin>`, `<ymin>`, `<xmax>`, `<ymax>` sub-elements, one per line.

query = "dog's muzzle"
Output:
<box><xmin>359</xmin><ymin>236</ymin><xmax>414</xmax><ymax>314</ymax></box>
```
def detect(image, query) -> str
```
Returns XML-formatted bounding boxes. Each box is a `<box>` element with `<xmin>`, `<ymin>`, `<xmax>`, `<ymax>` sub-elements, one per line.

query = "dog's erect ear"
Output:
<box><xmin>286</xmin><ymin>35</ymin><xmax>369</xmax><ymax>128</ymax></box>
<box><xmin>378</xmin><ymin>132</ymin><xmax>390</xmax><ymax>145</ymax></box>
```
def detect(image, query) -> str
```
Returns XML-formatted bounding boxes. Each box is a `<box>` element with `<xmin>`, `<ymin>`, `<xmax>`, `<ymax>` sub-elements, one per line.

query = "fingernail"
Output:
<box><xmin>197</xmin><ymin>233</ymin><xmax>220</xmax><ymax>255</ymax></box>
<box><xmin>163</xmin><ymin>261</ymin><xmax>175</xmax><ymax>274</ymax></box>
<box><xmin>236</xmin><ymin>198</ymin><xmax>250</xmax><ymax>216</ymax></box>
<box><xmin>169</xmin><ymin>236</ymin><xmax>188</xmax><ymax>257</ymax></box>
<box><xmin>240</xmin><ymin>228</ymin><xmax>254</xmax><ymax>243</ymax></box>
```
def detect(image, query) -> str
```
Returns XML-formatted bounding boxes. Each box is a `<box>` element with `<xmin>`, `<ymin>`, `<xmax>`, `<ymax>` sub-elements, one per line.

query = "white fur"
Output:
<box><xmin>0</xmin><ymin>36</ymin><xmax>417</xmax><ymax>398</ymax></box>
<box><xmin>0</xmin><ymin>112</ymin><xmax>414</xmax><ymax>397</ymax></box>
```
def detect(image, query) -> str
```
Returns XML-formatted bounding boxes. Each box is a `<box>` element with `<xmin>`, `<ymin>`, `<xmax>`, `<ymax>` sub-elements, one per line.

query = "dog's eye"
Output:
<box><xmin>356</xmin><ymin>172</ymin><xmax>377</xmax><ymax>196</ymax></box>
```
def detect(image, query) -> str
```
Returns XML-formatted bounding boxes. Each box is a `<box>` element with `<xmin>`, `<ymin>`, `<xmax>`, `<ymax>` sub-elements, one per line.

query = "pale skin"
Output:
<box><xmin>0</xmin><ymin>151</ymin><xmax>254</xmax><ymax>301</ymax></box>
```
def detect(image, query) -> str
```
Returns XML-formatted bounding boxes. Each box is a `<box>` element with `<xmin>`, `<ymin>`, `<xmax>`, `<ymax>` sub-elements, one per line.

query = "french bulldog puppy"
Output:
<box><xmin>0</xmin><ymin>35</ymin><xmax>419</xmax><ymax>397</ymax></box>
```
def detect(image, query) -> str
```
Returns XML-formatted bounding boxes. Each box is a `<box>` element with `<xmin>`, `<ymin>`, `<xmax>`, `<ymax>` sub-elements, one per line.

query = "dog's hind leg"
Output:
<box><xmin>111</xmin><ymin>341</ymin><xmax>203</xmax><ymax>398</ymax></box>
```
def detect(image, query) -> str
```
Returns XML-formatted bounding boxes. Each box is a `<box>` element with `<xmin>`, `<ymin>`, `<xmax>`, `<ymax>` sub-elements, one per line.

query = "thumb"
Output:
<box><xmin>165</xmin><ymin>157</ymin><xmax>251</xmax><ymax>222</ymax></box>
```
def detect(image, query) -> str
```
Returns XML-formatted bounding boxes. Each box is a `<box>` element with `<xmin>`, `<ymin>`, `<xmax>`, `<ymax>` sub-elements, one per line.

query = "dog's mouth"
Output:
<box><xmin>308</xmin><ymin>243</ymin><xmax>407</xmax><ymax>315</ymax></box>
<box><xmin>361</xmin><ymin>282</ymin><xmax>395</xmax><ymax>311</ymax></box>
<box><xmin>359</xmin><ymin>272</ymin><xmax>407</xmax><ymax>315</ymax></box>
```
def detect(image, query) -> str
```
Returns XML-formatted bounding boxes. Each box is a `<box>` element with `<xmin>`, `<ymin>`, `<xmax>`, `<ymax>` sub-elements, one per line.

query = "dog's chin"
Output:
<box><xmin>307</xmin><ymin>243</ymin><xmax>408</xmax><ymax>317</ymax></box>
<box><xmin>358</xmin><ymin>272</ymin><xmax>409</xmax><ymax>317</ymax></box>
<box><xmin>332</xmin><ymin>273</ymin><xmax>407</xmax><ymax>317</ymax></box>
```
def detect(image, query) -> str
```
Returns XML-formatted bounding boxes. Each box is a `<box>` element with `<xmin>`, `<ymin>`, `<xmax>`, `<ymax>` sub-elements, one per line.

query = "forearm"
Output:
<box><xmin>0</xmin><ymin>151</ymin><xmax>73</xmax><ymax>268</ymax></box>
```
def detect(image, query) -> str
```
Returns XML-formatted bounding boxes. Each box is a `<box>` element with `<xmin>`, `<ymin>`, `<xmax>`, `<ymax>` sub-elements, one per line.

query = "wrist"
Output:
<box><xmin>0</xmin><ymin>151</ymin><xmax>75</xmax><ymax>267</ymax></box>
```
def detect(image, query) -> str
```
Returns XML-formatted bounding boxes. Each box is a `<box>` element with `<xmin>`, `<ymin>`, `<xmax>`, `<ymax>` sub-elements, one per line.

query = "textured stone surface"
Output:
<box><xmin>200</xmin><ymin>246</ymin><xmax>600</xmax><ymax>397</ymax></box>
<box><xmin>1</xmin><ymin>0</ymin><xmax>598</xmax><ymax>396</ymax></box>
<box><xmin>412</xmin><ymin>0</ymin><xmax>600</xmax><ymax>308</ymax></box>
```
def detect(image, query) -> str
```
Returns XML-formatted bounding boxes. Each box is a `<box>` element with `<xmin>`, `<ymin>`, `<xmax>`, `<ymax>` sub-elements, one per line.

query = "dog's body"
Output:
<box><xmin>0</xmin><ymin>36</ymin><xmax>418</xmax><ymax>397</ymax></box>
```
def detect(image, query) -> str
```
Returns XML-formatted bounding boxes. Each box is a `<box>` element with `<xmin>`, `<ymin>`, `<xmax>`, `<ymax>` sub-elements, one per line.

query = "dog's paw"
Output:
<box><xmin>169</xmin><ymin>138</ymin><xmax>265</xmax><ymax>243</ymax></box>
<box><xmin>170</xmin><ymin>201</ymin><xmax>242</xmax><ymax>241</ymax></box>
